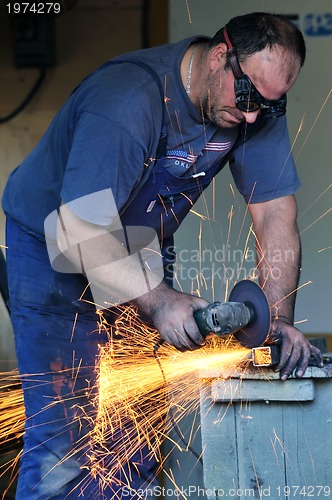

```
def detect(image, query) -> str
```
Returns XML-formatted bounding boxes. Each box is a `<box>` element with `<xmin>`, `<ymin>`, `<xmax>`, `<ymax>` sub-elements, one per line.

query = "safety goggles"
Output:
<box><xmin>223</xmin><ymin>27</ymin><xmax>287</xmax><ymax>118</ymax></box>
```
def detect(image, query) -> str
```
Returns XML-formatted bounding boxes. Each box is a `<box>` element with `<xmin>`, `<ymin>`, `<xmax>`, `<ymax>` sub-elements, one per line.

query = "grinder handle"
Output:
<box><xmin>194</xmin><ymin>306</ymin><xmax>216</xmax><ymax>338</ymax></box>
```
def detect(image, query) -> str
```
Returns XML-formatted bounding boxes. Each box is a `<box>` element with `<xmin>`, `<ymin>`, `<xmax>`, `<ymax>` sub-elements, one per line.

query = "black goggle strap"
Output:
<box><xmin>223</xmin><ymin>26</ymin><xmax>243</xmax><ymax>80</ymax></box>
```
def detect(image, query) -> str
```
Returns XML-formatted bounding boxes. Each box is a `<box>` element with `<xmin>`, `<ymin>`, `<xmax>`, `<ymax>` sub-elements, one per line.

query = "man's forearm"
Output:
<box><xmin>256</xmin><ymin>222</ymin><xmax>301</xmax><ymax>323</ymax></box>
<box><xmin>56</xmin><ymin>203</ymin><xmax>164</xmax><ymax>308</ymax></box>
<box><xmin>249</xmin><ymin>196</ymin><xmax>323</xmax><ymax>379</ymax></box>
<box><xmin>250</xmin><ymin>196</ymin><xmax>301</xmax><ymax>323</ymax></box>
<box><xmin>54</xmin><ymin>203</ymin><xmax>209</xmax><ymax>350</ymax></box>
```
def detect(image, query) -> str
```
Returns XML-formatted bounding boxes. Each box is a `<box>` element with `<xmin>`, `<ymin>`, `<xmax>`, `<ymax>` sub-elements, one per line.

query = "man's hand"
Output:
<box><xmin>135</xmin><ymin>282</ymin><xmax>209</xmax><ymax>351</ymax></box>
<box><xmin>270</xmin><ymin>319</ymin><xmax>323</xmax><ymax>380</ymax></box>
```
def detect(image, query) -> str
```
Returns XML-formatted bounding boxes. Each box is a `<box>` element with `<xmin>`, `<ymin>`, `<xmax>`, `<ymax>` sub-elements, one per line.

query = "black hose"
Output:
<box><xmin>0</xmin><ymin>69</ymin><xmax>46</xmax><ymax>124</ymax></box>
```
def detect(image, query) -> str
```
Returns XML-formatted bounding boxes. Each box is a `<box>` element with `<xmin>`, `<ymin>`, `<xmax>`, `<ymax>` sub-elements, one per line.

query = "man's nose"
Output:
<box><xmin>241</xmin><ymin>109</ymin><xmax>260</xmax><ymax>124</ymax></box>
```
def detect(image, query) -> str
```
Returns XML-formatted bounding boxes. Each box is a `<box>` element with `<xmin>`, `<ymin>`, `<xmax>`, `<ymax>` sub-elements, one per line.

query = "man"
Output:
<box><xmin>2</xmin><ymin>11</ymin><xmax>323</xmax><ymax>499</ymax></box>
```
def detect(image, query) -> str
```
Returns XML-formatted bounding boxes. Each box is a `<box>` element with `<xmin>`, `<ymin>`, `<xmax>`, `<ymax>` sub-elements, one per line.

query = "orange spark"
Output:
<box><xmin>80</xmin><ymin>307</ymin><xmax>251</xmax><ymax>493</ymax></box>
<box><xmin>318</xmin><ymin>246</ymin><xmax>332</xmax><ymax>253</ymax></box>
<box><xmin>271</xmin><ymin>281</ymin><xmax>312</xmax><ymax>309</ymax></box>
<box><xmin>299</xmin><ymin>207</ymin><xmax>332</xmax><ymax>235</ymax></box>
<box><xmin>189</xmin><ymin>208</ymin><xmax>208</xmax><ymax>220</ymax></box>
<box><xmin>185</xmin><ymin>0</ymin><xmax>192</xmax><ymax>24</ymax></box>
<box><xmin>237</xmin><ymin>182</ymin><xmax>256</xmax><ymax>246</ymax></box>
<box><xmin>299</xmin><ymin>183</ymin><xmax>331</xmax><ymax>220</ymax></box>
<box><xmin>295</xmin><ymin>88</ymin><xmax>332</xmax><ymax>160</ymax></box>
<box><xmin>0</xmin><ymin>306</ymin><xmax>250</xmax><ymax>496</ymax></box>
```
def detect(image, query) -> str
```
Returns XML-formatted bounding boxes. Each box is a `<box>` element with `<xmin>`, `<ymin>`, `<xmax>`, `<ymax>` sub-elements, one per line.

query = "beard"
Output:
<box><xmin>199</xmin><ymin>73</ymin><xmax>244</xmax><ymax>128</ymax></box>
<box><xmin>200</xmin><ymin>96</ymin><xmax>243</xmax><ymax>128</ymax></box>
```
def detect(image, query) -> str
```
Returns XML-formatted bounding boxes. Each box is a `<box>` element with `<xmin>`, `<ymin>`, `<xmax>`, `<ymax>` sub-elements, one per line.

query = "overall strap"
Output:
<box><xmin>106</xmin><ymin>60</ymin><xmax>168</xmax><ymax>215</ymax></box>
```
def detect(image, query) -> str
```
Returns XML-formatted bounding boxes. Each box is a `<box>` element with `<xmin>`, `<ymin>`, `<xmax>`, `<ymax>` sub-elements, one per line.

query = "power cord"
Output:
<box><xmin>0</xmin><ymin>69</ymin><xmax>46</xmax><ymax>124</ymax></box>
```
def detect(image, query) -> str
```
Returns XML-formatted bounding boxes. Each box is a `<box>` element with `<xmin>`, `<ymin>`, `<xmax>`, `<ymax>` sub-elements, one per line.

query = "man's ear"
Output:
<box><xmin>209</xmin><ymin>43</ymin><xmax>228</xmax><ymax>71</ymax></box>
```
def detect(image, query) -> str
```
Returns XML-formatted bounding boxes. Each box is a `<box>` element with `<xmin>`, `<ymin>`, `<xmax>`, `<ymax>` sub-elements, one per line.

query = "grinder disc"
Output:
<box><xmin>228</xmin><ymin>280</ymin><xmax>271</xmax><ymax>348</ymax></box>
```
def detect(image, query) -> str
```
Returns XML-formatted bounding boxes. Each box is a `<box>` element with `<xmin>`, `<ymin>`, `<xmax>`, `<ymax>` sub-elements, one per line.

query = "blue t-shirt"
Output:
<box><xmin>2</xmin><ymin>37</ymin><xmax>300</xmax><ymax>235</ymax></box>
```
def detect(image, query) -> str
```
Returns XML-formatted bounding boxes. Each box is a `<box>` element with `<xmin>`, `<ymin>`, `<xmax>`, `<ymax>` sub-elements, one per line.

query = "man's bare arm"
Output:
<box><xmin>249</xmin><ymin>195</ymin><xmax>322</xmax><ymax>379</ymax></box>
<box><xmin>56</xmin><ymin>202</ymin><xmax>208</xmax><ymax>350</ymax></box>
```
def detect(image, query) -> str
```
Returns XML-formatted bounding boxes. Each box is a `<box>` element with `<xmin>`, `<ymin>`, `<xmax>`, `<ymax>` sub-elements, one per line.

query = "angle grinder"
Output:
<box><xmin>194</xmin><ymin>280</ymin><xmax>271</xmax><ymax>348</ymax></box>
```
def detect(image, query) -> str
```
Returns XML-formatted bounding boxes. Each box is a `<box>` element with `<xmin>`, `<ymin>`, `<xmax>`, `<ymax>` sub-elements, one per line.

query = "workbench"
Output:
<box><xmin>199</xmin><ymin>363</ymin><xmax>332</xmax><ymax>500</ymax></box>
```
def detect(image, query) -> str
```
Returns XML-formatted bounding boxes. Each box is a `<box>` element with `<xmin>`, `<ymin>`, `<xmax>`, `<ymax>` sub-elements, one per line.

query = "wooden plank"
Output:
<box><xmin>235</xmin><ymin>400</ymin><xmax>287</xmax><ymax>498</ymax></box>
<box><xmin>200</xmin><ymin>383</ymin><xmax>238</xmax><ymax>500</ymax></box>
<box><xmin>211</xmin><ymin>379</ymin><xmax>315</xmax><ymax>402</ymax></box>
<box><xmin>200</xmin><ymin>383</ymin><xmax>289</xmax><ymax>498</ymax></box>
<box><xmin>282</xmin><ymin>378</ymin><xmax>332</xmax><ymax>488</ymax></box>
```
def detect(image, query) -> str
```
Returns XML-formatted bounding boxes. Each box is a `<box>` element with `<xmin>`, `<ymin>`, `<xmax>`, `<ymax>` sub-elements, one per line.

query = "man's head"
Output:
<box><xmin>196</xmin><ymin>12</ymin><xmax>305</xmax><ymax>128</ymax></box>
<box><xmin>209</xmin><ymin>12</ymin><xmax>306</xmax><ymax>68</ymax></box>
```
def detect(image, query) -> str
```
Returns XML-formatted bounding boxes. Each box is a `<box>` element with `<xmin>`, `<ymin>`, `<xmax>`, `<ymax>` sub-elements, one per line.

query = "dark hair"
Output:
<box><xmin>209</xmin><ymin>12</ymin><xmax>306</xmax><ymax>68</ymax></box>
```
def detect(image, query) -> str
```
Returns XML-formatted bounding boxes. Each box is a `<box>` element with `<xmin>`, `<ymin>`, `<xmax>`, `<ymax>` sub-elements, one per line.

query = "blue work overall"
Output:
<box><xmin>6</xmin><ymin>62</ymin><xmax>233</xmax><ymax>499</ymax></box>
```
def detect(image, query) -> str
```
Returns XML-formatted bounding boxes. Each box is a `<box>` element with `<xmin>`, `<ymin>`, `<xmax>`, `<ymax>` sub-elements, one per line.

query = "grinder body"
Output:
<box><xmin>194</xmin><ymin>302</ymin><xmax>252</xmax><ymax>337</ymax></box>
<box><xmin>194</xmin><ymin>280</ymin><xmax>271</xmax><ymax>349</ymax></box>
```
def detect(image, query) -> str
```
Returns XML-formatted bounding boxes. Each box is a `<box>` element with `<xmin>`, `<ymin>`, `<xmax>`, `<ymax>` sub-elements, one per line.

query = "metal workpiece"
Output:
<box><xmin>200</xmin><ymin>358</ymin><xmax>332</xmax><ymax>381</ymax></box>
<box><xmin>252</xmin><ymin>345</ymin><xmax>280</xmax><ymax>367</ymax></box>
<box><xmin>252</xmin><ymin>344</ymin><xmax>332</xmax><ymax>368</ymax></box>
